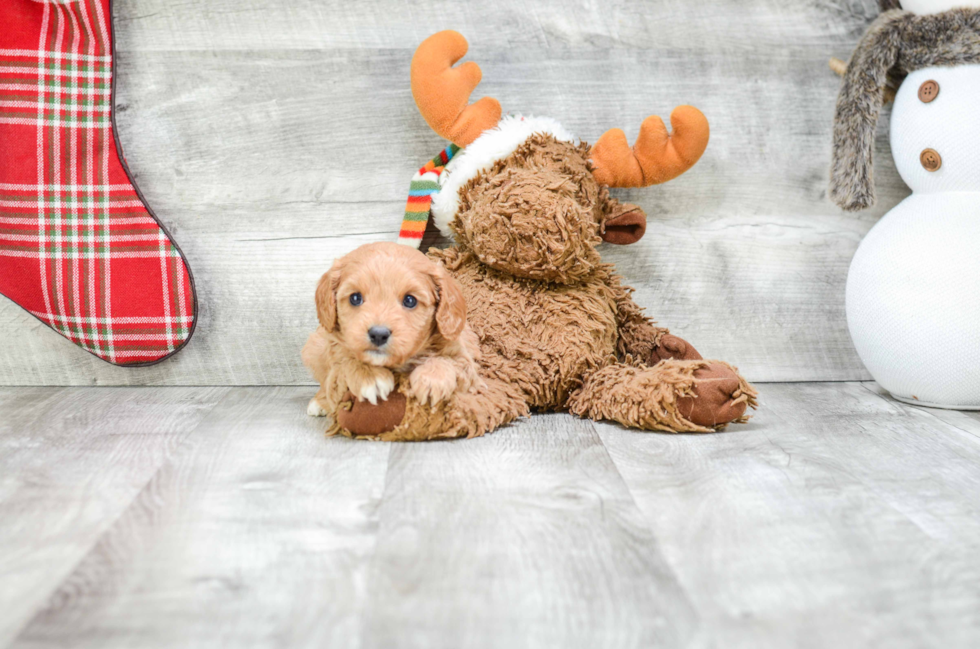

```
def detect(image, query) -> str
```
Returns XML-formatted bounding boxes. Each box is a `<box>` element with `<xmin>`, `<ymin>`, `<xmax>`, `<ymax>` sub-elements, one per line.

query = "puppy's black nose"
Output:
<box><xmin>368</xmin><ymin>326</ymin><xmax>391</xmax><ymax>347</ymax></box>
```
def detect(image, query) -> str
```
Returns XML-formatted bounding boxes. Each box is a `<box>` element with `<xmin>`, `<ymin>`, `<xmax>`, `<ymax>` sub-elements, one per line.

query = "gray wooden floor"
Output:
<box><xmin>2</xmin><ymin>383</ymin><xmax>979</xmax><ymax>648</ymax></box>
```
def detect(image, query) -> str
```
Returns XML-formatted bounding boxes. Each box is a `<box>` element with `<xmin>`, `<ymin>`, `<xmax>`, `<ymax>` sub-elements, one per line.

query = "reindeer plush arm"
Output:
<box><xmin>606</xmin><ymin>270</ymin><xmax>703</xmax><ymax>364</ymax></box>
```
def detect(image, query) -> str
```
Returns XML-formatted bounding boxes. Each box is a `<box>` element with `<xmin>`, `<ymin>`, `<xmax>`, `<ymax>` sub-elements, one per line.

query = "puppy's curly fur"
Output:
<box><xmin>302</xmin><ymin>242</ymin><xmax>480</xmax><ymax>430</ymax></box>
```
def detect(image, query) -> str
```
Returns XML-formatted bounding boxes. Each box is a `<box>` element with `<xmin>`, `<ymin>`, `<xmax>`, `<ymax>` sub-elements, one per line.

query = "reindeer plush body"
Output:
<box><xmin>330</xmin><ymin>31</ymin><xmax>757</xmax><ymax>441</ymax></box>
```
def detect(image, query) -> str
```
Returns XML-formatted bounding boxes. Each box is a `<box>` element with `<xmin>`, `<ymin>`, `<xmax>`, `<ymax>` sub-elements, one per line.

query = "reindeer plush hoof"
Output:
<box><xmin>652</xmin><ymin>334</ymin><xmax>703</xmax><ymax>362</ymax></box>
<box><xmin>332</xmin><ymin>376</ymin><xmax>528</xmax><ymax>442</ymax></box>
<box><xmin>677</xmin><ymin>362</ymin><xmax>753</xmax><ymax>428</ymax></box>
<box><xmin>336</xmin><ymin>390</ymin><xmax>407</xmax><ymax>437</ymax></box>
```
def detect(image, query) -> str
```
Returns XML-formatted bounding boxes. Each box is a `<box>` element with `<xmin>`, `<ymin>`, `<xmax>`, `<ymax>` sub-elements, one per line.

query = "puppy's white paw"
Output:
<box><xmin>307</xmin><ymin>398</ymin><xmax>328</xmax><ymax>417</ymax></box>
<box><xmin>358</xmin><ymin>372</ymin><xmax>395</xmax><ymax>405</ymax></box>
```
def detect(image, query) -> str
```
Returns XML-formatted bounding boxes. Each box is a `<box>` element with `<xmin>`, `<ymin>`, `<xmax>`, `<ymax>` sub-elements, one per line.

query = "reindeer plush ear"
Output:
<box><xmin>432</xmin><ymin>265</ymin><xmax>467</xmax><ymax>341</ymax></box>
<box><xmin>315</xmin><ymin>267</ymin><xmax>342</xmax><ymax>332</ymax></box>
<box><xmin>830</xmin><ymin>12</ymin><xmax>907</xmax><ymax>211</ymax></box>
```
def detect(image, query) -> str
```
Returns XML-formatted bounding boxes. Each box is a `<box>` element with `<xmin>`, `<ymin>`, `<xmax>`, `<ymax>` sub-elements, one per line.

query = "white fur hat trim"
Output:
<box><xmin>430</xmin><ymin>115</ymin><xmax>576</xmax><ymax>238</ymax></box>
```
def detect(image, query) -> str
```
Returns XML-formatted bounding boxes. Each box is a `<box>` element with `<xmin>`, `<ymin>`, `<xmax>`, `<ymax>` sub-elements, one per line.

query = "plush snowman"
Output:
<box><xmin>830</xmin><ymin>0</ymin><xmax>980</xmax><ymax>409</ymax></box>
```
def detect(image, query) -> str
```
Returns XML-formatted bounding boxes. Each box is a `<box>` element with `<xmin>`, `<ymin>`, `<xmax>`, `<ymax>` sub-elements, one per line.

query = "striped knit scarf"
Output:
<box><xmin>397</xmin><ymin>143</ymin><xmax>460</xmax><ymax>247</ymax></box>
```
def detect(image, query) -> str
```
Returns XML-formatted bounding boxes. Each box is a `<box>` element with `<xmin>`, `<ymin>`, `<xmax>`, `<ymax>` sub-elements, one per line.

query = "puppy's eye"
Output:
<box><xmin>402</xmin><ymin>294</ymin><xmax>418</xmax><ymax>309</ymax></box>
<box><xmin>349</xmin><ymin>292</ymin><xmax>363</xmax><ymax>307</ymax></box>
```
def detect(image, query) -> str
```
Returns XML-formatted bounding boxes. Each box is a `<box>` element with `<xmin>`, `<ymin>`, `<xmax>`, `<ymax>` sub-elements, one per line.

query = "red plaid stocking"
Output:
<box><xmin>0</xmin><ymin>0</ymin><xmax>196</xmax><ymax>366</ymax></box>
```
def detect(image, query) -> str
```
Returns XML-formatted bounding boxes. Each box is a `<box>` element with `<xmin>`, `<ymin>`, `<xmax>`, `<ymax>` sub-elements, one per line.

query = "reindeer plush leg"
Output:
<box><xmin>597</xmin><ymin>195</ymin><xmax>702</xmax><ymax>364</ymax></box>
<box><xmin>567</xmin><ymin>359</ymin><xmax>757</xmax><ymax>433</ymax></box>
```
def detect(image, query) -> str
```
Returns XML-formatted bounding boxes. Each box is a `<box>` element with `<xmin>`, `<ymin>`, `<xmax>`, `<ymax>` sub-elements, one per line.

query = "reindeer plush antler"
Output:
<box><xmin>410</xmin><ymin>33</ymin><xmax>711</xmax><ymax>243</ymax></box>
<box><xmin>409</xmin><ymin>30</ymin><xmax>709</xmax><ymax>189</ymax></box>
<box><xmin>410</xmin><ymin>31</ymin><xmax>502</xmax><ymax>147</ymax></box>
<box><xmin>589</xmin><ymin>107</ymin><xmax>710</xmax><ymax>188</ymax></box>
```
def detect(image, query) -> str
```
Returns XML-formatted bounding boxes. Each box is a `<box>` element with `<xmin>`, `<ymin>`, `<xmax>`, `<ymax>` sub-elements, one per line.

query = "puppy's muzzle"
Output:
<box><xmin>368</xmin><ymin>326</ymin><xmax>391</xmax><ymax>347</ymax></box>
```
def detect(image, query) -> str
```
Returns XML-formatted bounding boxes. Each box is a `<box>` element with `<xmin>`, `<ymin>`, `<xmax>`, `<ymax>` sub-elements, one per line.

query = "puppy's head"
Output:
<box><xmin>316</xmin><ymin>242</ymin><xmax>466</xmax><ymax>368</ymax></box>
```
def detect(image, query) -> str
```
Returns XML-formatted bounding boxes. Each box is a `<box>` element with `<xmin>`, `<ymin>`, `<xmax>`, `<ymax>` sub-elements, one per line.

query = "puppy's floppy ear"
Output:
<box><xmin>315</xmin><ymin>264</ymin><xmax>343</xmax><ymax>332</ymax></box>
<box><xmin>431</xmin><ymin>264</ymin><xmax>466</xmax><ymax>341</ymax></box>
<box><xmin>829</xmin><ymin>11</ymin><xmax>907</xmax><ymax>211</ymax></box>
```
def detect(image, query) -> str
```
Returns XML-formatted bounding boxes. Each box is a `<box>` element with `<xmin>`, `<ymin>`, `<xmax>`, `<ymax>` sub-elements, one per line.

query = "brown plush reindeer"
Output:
<box><xmin>324</xmin><ymin>31</ymin><xmax>757</xmax><ymax>441</ymax></box>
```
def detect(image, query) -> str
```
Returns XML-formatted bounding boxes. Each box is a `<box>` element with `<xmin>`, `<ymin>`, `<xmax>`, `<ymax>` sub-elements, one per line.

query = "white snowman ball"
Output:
<box><xmin>846</xmin><ymin>63</ymin><xmax>980</xmax><ymax>408</ymax></box>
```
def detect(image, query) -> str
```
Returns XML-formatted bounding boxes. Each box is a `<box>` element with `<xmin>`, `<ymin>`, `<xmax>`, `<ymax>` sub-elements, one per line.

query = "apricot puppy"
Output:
<box><xmin>302</xmin><ymin>242</ymin><xmax>480</xmax><ymax>419</ymax></box>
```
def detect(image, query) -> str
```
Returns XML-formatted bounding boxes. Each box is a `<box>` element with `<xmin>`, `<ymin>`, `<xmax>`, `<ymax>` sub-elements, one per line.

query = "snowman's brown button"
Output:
<box><xmin>920</xmin><ymin>148</ymin><xmax>942</xmax><ymax>172</ymax></box>
<box><xmin>918</xmin><ymin>80</ymin><xmax>940</xmax><ymax>103</ymax></box>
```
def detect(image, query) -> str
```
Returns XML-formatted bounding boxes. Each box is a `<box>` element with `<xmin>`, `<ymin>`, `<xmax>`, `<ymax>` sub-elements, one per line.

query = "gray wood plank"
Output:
<box><xmin>110</xmin><ymin>0</ymin><xmax>883</xmax><ymax>52</ymax></box>
<box><xmin>9</xmin><ymin>387</ymin><xmax>390</xmax><ymax>649</ymax></box>
<box><xmin>361</xmin><ymin>413</ymin><xmax>699</xmax><ymax>649</ymax></box>
<box><xmin>863</xmin><ymin>381</ymin><xmax>980</xmax><ymax>442</ymax></box>
<box><xmin>0</xmin><ymin>386</ymin><xmax>228</xmax><ymax>647</ymax></box>
<box><xmin>597</xmin><ymin>382</ymin><xmax>980</xmax><ymax>649</ymax></box>
<box><xmin>0</xmin><ymin>0</ymin><xmax>899</xmax><ymax>385</ymax></box>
